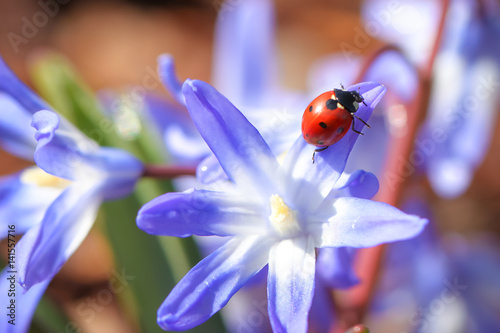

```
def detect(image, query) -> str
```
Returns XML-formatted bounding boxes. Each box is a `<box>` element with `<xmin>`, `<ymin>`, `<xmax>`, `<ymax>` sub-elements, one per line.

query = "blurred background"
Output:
<box><xmin>1</xmin><ymin>0</ymin><xmax>499</xmax><ymax>332</ymax></box>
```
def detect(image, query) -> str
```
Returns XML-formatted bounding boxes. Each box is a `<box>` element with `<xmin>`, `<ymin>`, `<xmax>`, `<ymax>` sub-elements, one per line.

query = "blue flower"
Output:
<box><xmin>0</xmin><ymin>56</ymin><xmax>66</xmax><ymax>236</ymax></box>
<box><xmin>17</xmin><ymin>110</ymin><xmax>143</xmax><ymax>288</ymax></box>
<box><xmin>137</xmin><ymin>79</ymin><xmax>427</xmax><ymax>332</ymax></box>
<box><xmin>0</xmin><ymin>56</ymin><xmax>143</xmax><ymax>332</ymax></box>
<box><xmin>361</xmin><ymin>0</ymin><xmax>500</xmax><ymax>198</ymax></box>
<box><xmin>420</xmin><ymin>0</ymin><xmax>500</xmax><ymax>198</ymax></box>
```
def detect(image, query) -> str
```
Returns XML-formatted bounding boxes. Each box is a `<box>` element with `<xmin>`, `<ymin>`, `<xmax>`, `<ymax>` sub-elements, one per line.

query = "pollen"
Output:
<box><xmin>20</xmin><ymin>166</ymin><xmax>71</xmax><ymax>189</ymax></box>
<box><xmin>269</xmin><ymin>194</ymin><xmax>300</xmax><ymax>237</ymax></box>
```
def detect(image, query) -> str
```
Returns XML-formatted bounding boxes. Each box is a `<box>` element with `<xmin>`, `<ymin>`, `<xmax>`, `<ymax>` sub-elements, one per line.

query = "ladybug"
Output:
<box><xmin>301</xmin><ymin>85</ymin><xmax>369</xmax><ymax>161</ymax></box>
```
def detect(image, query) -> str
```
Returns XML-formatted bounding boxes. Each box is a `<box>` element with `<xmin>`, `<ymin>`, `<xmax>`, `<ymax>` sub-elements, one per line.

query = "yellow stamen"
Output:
<box><xmin>20</xmin><ymin>166</ymin><xmax>71</xmax><ymax>189</ymax></box>
<box><xmin>269</xmin><ymin>194</ymin><xmax>300</xmax><ymax>237</ymax></box>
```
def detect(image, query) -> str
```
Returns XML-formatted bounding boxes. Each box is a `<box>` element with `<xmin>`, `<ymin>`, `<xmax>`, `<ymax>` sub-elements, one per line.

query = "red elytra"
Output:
<box><xmin>301</xmin><ymin>87</ymin><xmax>368</xmax><ymax>152</ymax></box>
<box><xmin>301</xmin><ymin>91</ymin><xmax>351</xmax><ymax>148</ymax></box>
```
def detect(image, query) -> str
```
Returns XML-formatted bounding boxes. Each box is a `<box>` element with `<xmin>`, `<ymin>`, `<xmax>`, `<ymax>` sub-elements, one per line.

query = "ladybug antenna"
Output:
<box><xmin>340</xmin><ymin>82</ymin><xmax>345</xmax><ymax>90</ymax></box>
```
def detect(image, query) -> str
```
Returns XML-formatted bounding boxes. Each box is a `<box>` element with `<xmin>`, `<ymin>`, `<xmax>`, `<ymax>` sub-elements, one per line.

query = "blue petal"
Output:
<box><xmin>312</xmin><ymin>197</ymin><xmax>428</xmax><ymax>248</ymax></box>
<box><xmin>0</xmin><ymin>57</ymin><xmax>51</xmax><ymax>114</ymax></box>
<box><xmin>333</xmin><ymin>169</ymin><xmax>379</xmax><ymax>199</ymax></box>
<box><xmin>196</xmin><ymin>154</ymin><xmax>228</xmax><ymax>184</ymax></box>
<box><xmin>344</xmin><ymin>113</ymin><xmax>389</xmax><ymax>178</ymax></box>
<box><xmin>267</xmin><ymin>236</ymin><xmax>316</xmax><ymax>333</ymax></box>
<box><xmin>183</xmin><ymin>80</ymin><xmax>281</xmax><ymax>196</ymax></box>
<box><xmin>31</xmin><ymin>110</ymin><xmax>143</xmax><ymax>197</ymax></box>
<box><xmin>18</xmin><ymin>183</ymin><xmax>102</xmax><ymax>289</ymax></box>
<box><xmin>282</xmin><ymin>82</ymin><xmax>386</xmax><ymax>210</ymax></box>
<box><xmin>212</xmin><ymin>0</ymin><xmax>277</xmax><ymax>107</ymax></box>
<box><xmin>316</xmin><ymin>247</ymin><xmax>359</xmax><ymax>289</ymax></box>
<box><xmin>424</xmin><ymin>56</ymin><xmax>499</xmax><ymax>198</ymax></box>
<box><xmin>158</xmin><ymin>54</ymin><xmax>186</xmax><ymax>106</ymax></box>
<box><xmin>137</xmin><ymin>189</ymin><xmax>266</xmax><ymax>237</ymax></box>
<box><xmin>0</xmin><ymin>171</ymin><xmax>61</xmax><ymax>235</ymax></box>
<box><xmin>0</xmin><ymin>267</ymin><xmax>49</xmax><ymax>333</ymax></box>
<box><xmin>31</xmin><ymin>110</ymin><xmax>100</xmax><ymax>180</ymax></box>
<box><xmin>0</xmin><ymin>93</ymin><xmax>36</xmax><ymax>160</ymax></box>
<box><xmin>157</xmin><ymin>235</ymin><xmax>272</xmax><ymax>330</ymax></box>
<box><xmin>144</xmin><ymin>91</ymin><xmax>208</xmax><ymax>163</ymax></box>
<box><xmin>308</xmin><ymin>278</ymin><xmax>336</xmax><ymax>333</ymax></box>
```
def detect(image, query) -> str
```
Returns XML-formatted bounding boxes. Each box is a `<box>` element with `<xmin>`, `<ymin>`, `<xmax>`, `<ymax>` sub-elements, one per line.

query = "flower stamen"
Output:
<box><xmin>269</xmin><ymin>194</ymin><xmax>300</xmax><ymax>237</ymax></box>
<box><xmin>20</xmin><ymin>166</ymin><xmax>71</xmax><ymax>189</ymax></box>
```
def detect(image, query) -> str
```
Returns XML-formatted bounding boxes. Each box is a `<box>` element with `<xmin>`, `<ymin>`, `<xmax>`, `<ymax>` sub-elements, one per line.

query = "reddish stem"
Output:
<box><xmin>142</xmin><ymin>164</ymin><xmax>197</xmax><ymax>178</ymax></box>
<box><xmin>332</xmin><ymin>0</ymin><xmax>451</xmax><ymax>330</ymax></box>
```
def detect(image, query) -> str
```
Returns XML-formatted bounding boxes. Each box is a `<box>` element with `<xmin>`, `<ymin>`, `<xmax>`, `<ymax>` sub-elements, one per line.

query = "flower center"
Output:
<box><xmin>20</xmin><ymin>166</ymin><xmax>71</xmax><ymax>189</ymax></box>
<box><xmin>269</xmin><ymin>194</ymin><xmax>300</xmax><ymax>237</ymax></box>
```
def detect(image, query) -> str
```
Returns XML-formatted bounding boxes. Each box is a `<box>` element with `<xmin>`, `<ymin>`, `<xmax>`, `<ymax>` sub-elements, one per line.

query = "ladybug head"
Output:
<box><xmin>350</xmin><ymin>90</ymin><xmax>364</xmax><ymax>104</ymax></box>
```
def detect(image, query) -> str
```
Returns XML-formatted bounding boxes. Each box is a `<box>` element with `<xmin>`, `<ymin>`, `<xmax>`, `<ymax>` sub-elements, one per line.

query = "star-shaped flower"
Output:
<box><xmin>137</xmin><ymin>79</ymin><xmax>427</xmax><ymax>332</ymax></box>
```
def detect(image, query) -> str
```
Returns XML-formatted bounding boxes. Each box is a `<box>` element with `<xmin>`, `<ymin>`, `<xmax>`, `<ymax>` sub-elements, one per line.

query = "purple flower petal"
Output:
<box><xmin>311</xmin><ymin>197</ymin><xmax>428</xmax><ymax>248</ymax></box>
<box><xmin>333</xmin><ymin>169</ymin><xmax>379</xmax><ymax>199</ymax></box>
<box><xmin>344</xmin><ymin>113</ymin><xmax>389</xmax><ymax>178</ymax></box>
<box><xmin>183</xmin><ymin>80</ymin><xmax>281</xmax><ymax>196</ymax></box>
<box><xmin>157</xmin><ymin>235</ymin><xmax>273</xmax><ymax>330</ymax></box>
<box><xmin>267</xmin><ymin>236</ymin><xmax>316</xmax><ymax>333</ymax></box>
<box><xmin>0</xmin><ymin>93</ymin><xmax>36</xmax><ymax>160</ymax></box>
<box><xmin>18</xmin><ymin>183</ymin><xmax>102</xmax><ymax>289</ymax></box>
<box><xmin>0</xmin><ymin>171</ymin><xmax>61</xmax><ymax>235</ymax></box>
<box><xmin>0</xmin><ymin>57</ymin><xmax>50</xmax><ymax>114</ymax></box>
<box><xmin>31</xmin><ymin>110</ymin><xmax>100</xmax><ymax>180</ymax></box>
<box><xmin>0</xmin><ymin>267</ymin><xmax>49</xmax><ymax>333</ymax></box>
<box><xmin>31</xmin><ymin>110</ymin><xmax>143</xmax><ymax>197</ymax></box>
<box><xmin>308</xmin><ymin>278</ymin><xmax>336</xmax><ymax>333</ymax></box>
<box><xmin>316</xmin><ymin>247</ymin><xmax>359</xmax><ymax>289</ymax></box>
<box><xmin>196</xmin><ymin>154</ymin><xmax>228</xmax><ymax>184</ymax></box>
<box><xmin>158</xmin><ymin>54</ymin><xmax>186</xmax><ymax>106</ymax></box>
<box><xmin>137</xmin><ymin>189</ymin><xmax>266</xmax><ymax>237</ymax></box>
<box><xmin>212</xmin><ymin>0</ymin><xmax>277</xmax><ymax>107</ymax></box>
<box><xmin>282</xmin><ymin>82</ymin><xmax>386</xmax><ymax>210</ymax></box>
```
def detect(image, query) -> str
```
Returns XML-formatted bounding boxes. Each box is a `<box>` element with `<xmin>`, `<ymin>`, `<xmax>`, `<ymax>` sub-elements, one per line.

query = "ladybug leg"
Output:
<box><xmin>351</xmin><ymin>117</ymin><xmax>364</xmax><ymax>135</ymax></box>
<box><xmin>312</xmin><ymin>146</ymin><xmax>329</xmax><ymax>163</ymax></box>
<box><xmin>353</xmin><ymin>114</ymin><xmax>371</xmax><ymax>128</ymax></box>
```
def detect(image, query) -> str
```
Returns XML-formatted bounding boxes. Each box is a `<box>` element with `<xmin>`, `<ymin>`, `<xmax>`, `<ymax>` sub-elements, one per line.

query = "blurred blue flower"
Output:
<box><xmin>420</xmin><ymin>0</ymin><xmax>500</xmax><ymax>198</ymax></box>
<box><xmin>17</xmin><ymin>110</ymin><xmax>143</xmax><ymax>288</ymax></box>
<box><xmin>0</xmin><ymin>56</ymin><xmax>143</xmax><ymax>332</ymax></box>
<box><xmin>361</xmin><ymin>0</ymin><xmax>500</xmax><ymax>198</ymax></box>
<box><xmin>137</xmin><ymin>79</ymin><xmax>427</xmax><ymax>332</ymax></box>
<box><xmin>154</xmin><ymin>0</ymin><xmax>305</xmax><ymax>175</ymax></box>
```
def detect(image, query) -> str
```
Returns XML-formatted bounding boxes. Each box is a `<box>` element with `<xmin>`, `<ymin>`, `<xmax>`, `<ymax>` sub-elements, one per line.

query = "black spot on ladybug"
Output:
<box><xmin>337</xmin><ymin>127</ymin><xmax>344</xmax><ymax>134</ymax></box>
<box><xmin>325</xmin><ymin>99</ymin><xmax>337</xmax><ymax>110</ymax></box>
<box><xmin>317</xmin><ymin>140</ymin><xmax>324</xmax><ymax>145</ymax></box>
<box><xmin>308</xmin><ymin>105</ymin><xmax>313</xmax><ymax>112</ymax></box>
<box><xmin>319</xmin><ymin>122</ymin><xmax>327</xmax><ymax>129</ymax></box>
<box><xmin>305</xmin><ymin>133</ymin><xmax>309</xmax><ymax>137</ymax></box>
